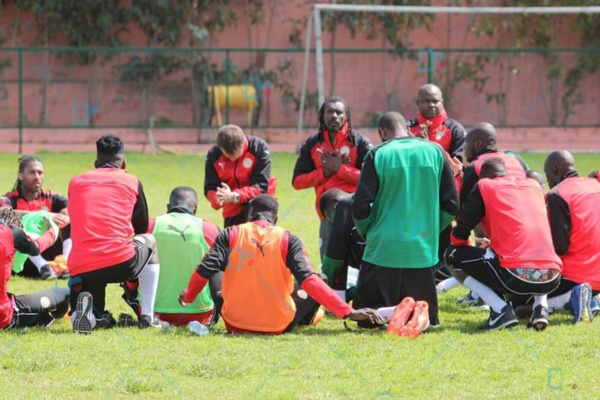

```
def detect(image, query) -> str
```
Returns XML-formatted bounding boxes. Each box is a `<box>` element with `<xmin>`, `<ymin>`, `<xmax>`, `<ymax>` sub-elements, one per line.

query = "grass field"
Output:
<box><xmin>0</xmin><ymin>151</ymin><xmax>599</xmax><ymax>399</ymax></box>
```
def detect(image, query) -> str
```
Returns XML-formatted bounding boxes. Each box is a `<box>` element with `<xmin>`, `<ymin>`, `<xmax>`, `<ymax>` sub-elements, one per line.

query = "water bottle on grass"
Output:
<box><xmin>189</xmin><ymin>320</ymin><xmax>209</xmax><ymax>336</ymax></box>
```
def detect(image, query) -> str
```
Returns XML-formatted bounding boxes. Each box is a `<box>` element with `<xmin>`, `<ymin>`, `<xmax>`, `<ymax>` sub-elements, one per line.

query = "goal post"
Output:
<box><xmin>297</xmin><ymin>4</ymin><xmax>600</xmax><ymax>148</ymax></box>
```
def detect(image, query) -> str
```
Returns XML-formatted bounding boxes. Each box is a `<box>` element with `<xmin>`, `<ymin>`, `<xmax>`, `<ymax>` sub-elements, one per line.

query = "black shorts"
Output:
<box><xmin>68</xmin><ymin>236</ymin><xmax>154</xmax><ymax>318</ymax></box>
<box><xmin>352</xmin><ymin>261</ymin><xmax>439</xmax><ymax>327</ymax></box>
<box><xmin>4</xmin><ymin>288</ymin><xmax>70</xmax><ymax>329</ymax></box>
<box><xmin>445</xmin><ymin>245</ymin><xmax>561</xmax><ymax>296</ymax></box>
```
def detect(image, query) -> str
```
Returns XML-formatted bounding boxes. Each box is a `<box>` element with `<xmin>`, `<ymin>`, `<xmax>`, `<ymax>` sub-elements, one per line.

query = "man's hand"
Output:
<box><xmin>475</xmin><ymin>237</ymin><xmax>491</xmax><ymax>249</ymax></box>
<box><xmin>347</xmin><ymin>308</ymin><xmax>385</xmax><ymax>325</ymax></box>
<box><xmin>51</xmin><ymin>212</ymin><xmax>70</xmax><ymax>229</ymax></box>
<box><xmin>320</xmin><ymin>150</ymin><xmax>342</xmax><ymax>177</ymax></box>
<box><xmin>418</xmin><ymin>121</ymin><xmax>431</xmax><ymax>139</ymax></box>
<box><xmin>42</xmin><ymin>215</ymin><xmax>59</xmax><ymax>243</ymax></box>
<box><xmin>178</xmin><ymin>291</ymin><xmax>188</xmax><ymax>307</ymax></box>
<box><xmin>448</xmin><ymin>155</ymin><xmax>463</xmax><ymax>177</ymax></box>
<box><xmin>216</xmin><ymin>183</ymin><xmax>236</xmax><ymax>205</ymax></box>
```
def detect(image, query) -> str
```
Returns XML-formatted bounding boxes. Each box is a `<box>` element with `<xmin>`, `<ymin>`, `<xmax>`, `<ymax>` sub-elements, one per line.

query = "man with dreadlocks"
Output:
<box><xmin>1</xmin><ymin>155</ymin><xmax>71</xmax><ymax>280</ymax></box>
<box><xmin>67</xmin><ymin>134</ymin><xmax>168</xmax><ymax>334</ymax></box>
<box><xmin>292</xmin><ymin>96</ymin><xmax>372</xmax><ymax>259</ymax></box>
<box><xmin>0</xmin><ymin>206</ymin><xmax>70</xmax><ymax>329</ymax></box>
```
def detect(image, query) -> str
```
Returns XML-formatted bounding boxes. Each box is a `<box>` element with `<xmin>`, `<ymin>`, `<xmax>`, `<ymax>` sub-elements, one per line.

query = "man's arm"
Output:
<box><xmin>292</xmin><ymin>136</ymin><xmax>325</xmax><ymax>190</ymax></box>
<box><xmin>451</xmin><ymin>184</ymin><xmax>485</xmax><ymax>246</ymax></box>
<box><xmin>236</xmin><ymin>139</ymin><xmax>271</xmax><ymax>203</ymax></box>
<box><xmin>459</xmin><ymin>165</ymin><xmax>478</xmax><ymax>207</ymax></box>
<box><xmin>546</xmin><ymin>191</ymin><xmax>570</xmax><ymax>256</ymax></box>
<box><xmin>439</xmin><ymin>154</ymin><xmax>460</xmax><ymax>229</ymax></box>
<box><xmin>131</xmin><ymin>181</ymin><xmax>149</xmax><ymax>234</ymax></box>
<box><xmin>12</xmin><ymin>223</ymin><xmax>57</xmax><ymax>256</ymax></box>
<box><xmin>204</xmin><ymin>147</ymin><xmax>224</xmax><ymax>210</ymax></box>
<box><xmin>180</xmin><ymin>227</ymin><xmax>234</xmax><ymax>304</ymax></box>
<box><xmin>445</xmin><ymin>119</ymin><xmax>467</xmax><ymax>160</ymax></box>
<box><xmin>351</xmin><ymin>150</ymin><xmax>378</xmax><ymax>239</ymax></box>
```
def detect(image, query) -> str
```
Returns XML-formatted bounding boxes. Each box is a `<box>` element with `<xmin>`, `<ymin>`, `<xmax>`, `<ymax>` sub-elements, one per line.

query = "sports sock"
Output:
<box><xmin>547</xmin><ymin>291</ymin><xmax>571</xmax><ymax>313</ymax></box>
<box><xmin>138</xmin><ymin>263</ymin><xmax>160</xmax><ymax>318</ymax></box>
<box><xmin>533</xmin><ymin>294</ymin><xmax>548</xmax><ymax>309</ymax></box>
<box><xmin>463</xmin><ymin>276</ymin><xmax>506</xmax><ymax>313</ymax></box>
<box><xmin>29</xmin><ymin>255</ymin><xmax>48</xmax><ymax>270</ymax></box>
<box><xmin>439</xmin><ymin>277</ymin><xmax>460</xmax><ymax>292</ymax></box>
<box><xmin>470</xmin><ymin>291</ymin><xmax>480</xmax><ymax>300</ymax></box>
<box><xmin>62</xmin><ymin>238</ymin><xmax>73</xmax><ymax>259</ymax></box>
<box><xmin>334</xmin><ymin>290</ymin><xmax>346</xmax><ymax>302</ymax></box>
<box><xmin>376</xmin><ymin>306</ymin><xmax>396</xmax><ymax>320</ymax></box>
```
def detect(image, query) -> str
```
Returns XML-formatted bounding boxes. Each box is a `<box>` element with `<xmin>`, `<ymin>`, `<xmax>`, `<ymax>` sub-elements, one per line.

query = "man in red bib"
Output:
<box><xmin>543</xmin><ymin>150</ymin><xmax>600</xmax><ymax>323</ymax></box>
<box><xmin>179</xmin><ymin>194</ymin><xmax>383</xmax><ymax>334</ymax></box>
<box><xmin>445</xmin><ymin>158</ymin><xmax>562</xmax><ymax>331</ymax></box>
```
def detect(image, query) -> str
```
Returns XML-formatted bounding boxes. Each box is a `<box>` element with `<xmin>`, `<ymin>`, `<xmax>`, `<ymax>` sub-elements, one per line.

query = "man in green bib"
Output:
<box><xmin>150</xmin><ymin>186</ymin><xmax>221</xmax><ymax>326</ymax></box>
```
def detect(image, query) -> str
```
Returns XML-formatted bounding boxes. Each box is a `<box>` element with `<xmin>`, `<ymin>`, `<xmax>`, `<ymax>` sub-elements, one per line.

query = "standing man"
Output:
<box><xmin>352</xmin><ymin>111</ymin><xmax>459</xmax><ymax>328</ymax></box>
<box><xmin>68</xmin><ymin>134</ymin><xmax>166</xmax><ymax>333</ymax></box>
<box><xmin>204</xmin><ymin>124</ymin><xmax>274</xmax><ymax>227</ymax></box>
<box><xmin>407</xmin><ymin>84</ymin><xmax>466</xmax><ymax>284</ymax></box>
<box><xmin>293</xmin><ymin>96</ymin><xmax>372</xmax><ymax>258</ymax></box>
<box><xmin>543</xmin><ymin>150</ymin><xmax>599</xmax><ymax>323</ymax></box>
<box><xmin>150</xmin><ymin>186</ymin><xmax>222</xmax><ymax>326</ymax></box>
<box><xmin>179</xmin><ymin>194</ymin><xmax>383</xmax><ymax>334</ymax></box>
<box><xmin>2</xmin><ymin>155</ymin><xmax>71</xmax><ymax>280</ymax></box>
<box><xmin>445</xmin><ymin>158</ymin><xmax>562</xmax><ymax>331</ymax></box>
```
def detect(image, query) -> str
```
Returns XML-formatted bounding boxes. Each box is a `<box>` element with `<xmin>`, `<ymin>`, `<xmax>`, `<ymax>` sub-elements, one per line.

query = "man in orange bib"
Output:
<box><xmin>179</xmin><ymin>194</ymin><xmax>383</xmax><ymax>334</ymax></box>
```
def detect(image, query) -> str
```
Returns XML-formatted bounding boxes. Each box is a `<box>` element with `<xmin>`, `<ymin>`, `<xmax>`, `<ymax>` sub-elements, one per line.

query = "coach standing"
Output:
<box><xmin>352</xmin><ymin>111</ymin><xmax>459</xmax><ymax>328</ymax></box>
<box><xmin>292</xmin><ymin>96</ymin><xmax>372</xmax><ymax>259</ymax></box>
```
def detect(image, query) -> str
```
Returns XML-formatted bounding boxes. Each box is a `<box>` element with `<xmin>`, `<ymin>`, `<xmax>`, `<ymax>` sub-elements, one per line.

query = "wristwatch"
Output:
<box><xmin>233</xmin><ymin>192</ymin><xmax>240</xmax><ymax>203</ymax></box>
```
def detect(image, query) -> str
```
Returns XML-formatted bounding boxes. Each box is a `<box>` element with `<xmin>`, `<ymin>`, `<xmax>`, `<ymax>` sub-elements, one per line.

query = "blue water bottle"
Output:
<box><xmin>188</xmin><ymin>321</ymin><xmax>209</xmax><ymax>336</ymax></box>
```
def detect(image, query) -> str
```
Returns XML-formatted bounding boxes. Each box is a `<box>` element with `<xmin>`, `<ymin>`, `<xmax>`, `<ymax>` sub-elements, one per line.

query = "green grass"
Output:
<box><xmin>1</xmin><ymin>151</ymin><xmax>599</xmax><ymax>399</ymax></box>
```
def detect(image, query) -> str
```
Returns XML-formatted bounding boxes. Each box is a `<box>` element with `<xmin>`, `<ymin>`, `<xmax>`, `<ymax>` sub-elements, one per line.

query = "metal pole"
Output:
<box><xmin>313</xmin><ymin>7</ymin><xmax>325</xmax><ymax>107</ymax></box>
<box><xmin>427</xmin><ymin>48</ymin><xmax>434</xmax><ymax>84</ymax></box>
<box><xmin>313</xmin><ymin>4</ymin><xmax>600</xmax><ymax>15</ymax></box>
<box><xmin>297</xmin><ymin>13</ymin><xmax>313</xmax><ymax>152</ymax></box>
<box><xmin>225</xmin><ymin>50</ymin><xmax>230</xmax><ymax>125</ymax></box>
<box><xmin>18</xmin><ymin>48</ymin><xmax>23</xmax><ymax>154</ymax></box>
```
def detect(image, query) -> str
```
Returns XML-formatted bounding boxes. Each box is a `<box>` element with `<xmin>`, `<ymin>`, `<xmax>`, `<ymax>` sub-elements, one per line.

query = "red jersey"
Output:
<box><xmin>292</xmin><ymin>123</ymin><xmax>372</xmax><ymax>219</ymax></box>
<box><xmin>554</xmin><ymin>177</ymin><xmax>600</xmax><ymax>290</ymax></box>
<box><xmin>407</xmin><ymin>109</ymin><xmax>466</xmax><ymax>158</ymax></box>
<box><xmin>478</xmin><ymin>176</ymin><xmax>562</xmax><ymax>271</ymax></box>
<box><xmin>68</xmin><ymin>167</ymin><xmax>146</xmax><ymax>275</ymax></box>
<box><xmin>2</xmin><ymin>188</ymin><xmax>67</xmax><ymax>213</ymax></box>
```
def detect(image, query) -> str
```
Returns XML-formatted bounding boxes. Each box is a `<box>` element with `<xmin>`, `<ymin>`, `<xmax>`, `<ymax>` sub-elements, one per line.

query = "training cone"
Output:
<box><xmin>399</xmin><ymin>301</ymin><xmax>430</xmax><ymax>339</ymax></box>
<box><xmin>387</xmin><ymin>297</ymin><xmax>416</xmax><ymax>336</ymax></box>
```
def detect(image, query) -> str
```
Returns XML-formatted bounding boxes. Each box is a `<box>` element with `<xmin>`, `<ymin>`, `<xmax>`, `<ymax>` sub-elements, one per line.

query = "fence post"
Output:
<box><xmin>225</xmin><ymin>49</ymin><xmax>230</xmax><ymax>125</ymax></box>
<box><xmin>18</xmin><ymin>48</ymin><xmax>23</xmax><ymax>154</ymax></box>
<box><xmin>427</xmin><ymin>47</ymin><xmax>434</xmax><ymax>84</ymax></box>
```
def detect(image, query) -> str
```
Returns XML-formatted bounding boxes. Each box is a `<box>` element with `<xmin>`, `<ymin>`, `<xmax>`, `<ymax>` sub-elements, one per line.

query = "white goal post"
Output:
<box><xmin>296</xmin><ymin>4</ymin><xmax>600</xmax><ymax>148</ymax></box>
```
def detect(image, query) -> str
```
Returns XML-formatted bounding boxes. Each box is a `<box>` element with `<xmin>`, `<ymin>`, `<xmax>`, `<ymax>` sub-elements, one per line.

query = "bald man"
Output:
<box><xmin>543</xmin><ymin>150</ymin><xmax>600</xmax><ymax>323</ymax></box>
<box><xmin>445</xmin><ymin>158</ymin><xmax>562</xmax><ymax>331</ymax></box>
<box><xmin>353</xmin><ymin>111</ymin><xmax>459</xmax><ymax>328</ymax></box>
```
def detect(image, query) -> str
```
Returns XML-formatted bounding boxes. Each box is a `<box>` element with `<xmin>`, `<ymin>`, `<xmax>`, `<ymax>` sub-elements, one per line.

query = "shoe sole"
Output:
<box><xmin>387</xmin><ymin>297</ymin><xmax>416</xmax><ymax>336</ymax></box>
<box><xmin>530</xmin><ymin>319</ymin><xmax>548</xmax><ymax>331</ymax></box>
<box><xmin>399</xmin><ymin>301</ymin><xmax>430</xmax><ymax>339</ymax></box>
<box><xmin>73</xmin><ymin>292</ymin><xmax>94</xmax><ymax>334</ymax></box>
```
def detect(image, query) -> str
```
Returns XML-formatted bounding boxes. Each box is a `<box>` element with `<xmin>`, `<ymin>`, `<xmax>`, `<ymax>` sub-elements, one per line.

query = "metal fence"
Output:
<box><xmin>0</xmin><ymin>46</ymin><xmax>598</xmax><ymax>133</ymax></box>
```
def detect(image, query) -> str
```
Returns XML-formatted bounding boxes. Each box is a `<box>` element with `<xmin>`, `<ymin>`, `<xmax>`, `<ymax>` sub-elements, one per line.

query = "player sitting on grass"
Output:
<box><xmin>0</xmin><ymin>206</ymin><xmax>69</xmax><ymax>329</ymax></box>
<box><xmin>445</xmin><ymin>158</ymin><xmax>562</xmax><ymax>331</ymax></box>
<box><xmin>179</xmin><ymin>194</ymin><xmax>383</xmax><ymax>334</ymax></box>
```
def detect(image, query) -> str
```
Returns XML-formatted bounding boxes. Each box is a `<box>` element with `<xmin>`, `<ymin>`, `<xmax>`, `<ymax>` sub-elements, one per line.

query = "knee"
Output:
<box><xmin>443</xmin><ymin>245</ymin><xmax>467</xmax><ymax>283</ymax></box>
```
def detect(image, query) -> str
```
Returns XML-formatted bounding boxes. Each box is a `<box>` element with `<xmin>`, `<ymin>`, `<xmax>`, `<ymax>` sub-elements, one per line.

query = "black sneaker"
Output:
<box><xmin>527</xmin><ymin>305</ymin><xmax>549</xmax><ymax>331</ymax></box>
<box><xmin>72</xmin><ymin>292</ymin><xmax>95</xmax><ymax>334</ymax></box>
<box><xmin>117</xmin><ymin>313</ymin><xmax>137</xmax><ymax>328</ymax></box>
<box><xmin>120</xmin><ymin>282</ymin><xmax>141</xmax><ymax>319</ymax></box>
<box><xmin>477</xmin><ymin>304</ymin><xmax>519</xmax><ymax>331</ymax></box>
<box><xmin>96</xmin><ymin>311</ymin><xmax>117</xmax><ymax>329</ymax></box>
<box><xmin>39</xmin><ymin>264</ymin><xmax>56</xmax><ymax>280</ymax></box>
<box><xmin>138</xmin><ymin>315</ymin><xmax>170</xmax><ymax>330</ymax></box>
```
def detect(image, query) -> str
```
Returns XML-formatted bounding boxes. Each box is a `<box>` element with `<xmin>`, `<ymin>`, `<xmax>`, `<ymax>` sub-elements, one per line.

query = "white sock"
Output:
<box><xmin>547</xmin><ymin>291</ymin><xmax>571</xmax><ymax>313</ymax></box>
<box><xmin>62</xmin><ymin>238</ymin><xmax>73</xmax><ymax>259</ymax></box>
<box><xmin>334</xmin><ymin>290</ymin><xmax>346</xmax><ymax>302</ymax></box>
<box><xmin>439</xmin><ymin>277</ymin><xmax>460</xmax><ymax>292</ymax></box>
<box><xmin>533</xmin><ymin>294</ymin><xmax>548</xmax><ymax>309</ymax></box>
<box><xmin>376</xmin><ymin>306</ymin><xmax>396</xmax><ymax>320</ymax></box>
<box><xmin>470</xmin><ymin>291</ymin><xmax>480</xmax><ymax>300</ymax></box>
<box><xmin>463</xmin><ymin>276</ymin><xmax>506</xmax><ymax>313</ymax></box>
<box><xmin>138</xmin><ymin>263</ymin><xmax>160</xmax><ymax>318</ymax></box>
<box><xmin>29</xmin><ymin>255</ymin><xmax>48</xmax><ymax>270</ymax></box>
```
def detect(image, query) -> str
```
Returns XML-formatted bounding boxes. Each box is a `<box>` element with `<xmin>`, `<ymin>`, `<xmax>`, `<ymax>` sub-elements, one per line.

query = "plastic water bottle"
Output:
<box><xmin>188</xmin><ymin>321</ymin><xmax>209</xmax><ymax>336</ymax></box>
